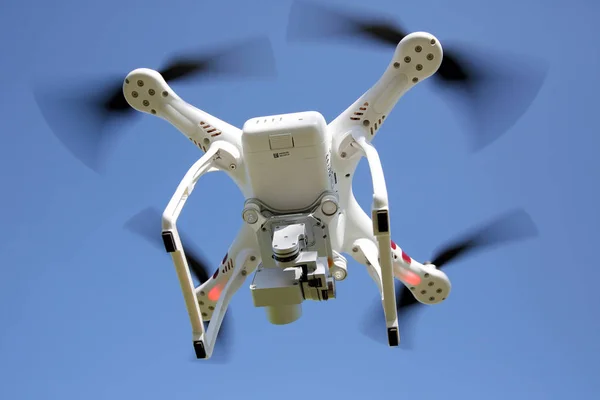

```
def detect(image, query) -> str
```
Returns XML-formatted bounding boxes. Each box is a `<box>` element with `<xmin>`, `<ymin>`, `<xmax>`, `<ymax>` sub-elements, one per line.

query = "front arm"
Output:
<box><xmin>329</xmin><ymin>31</ymin><xmax>443</xmax><ymax>156</ymax></box>
<box><xmin>122</xmin><ymin>68</ymin><xmax>243</xmax><ymax>154</ymax></box>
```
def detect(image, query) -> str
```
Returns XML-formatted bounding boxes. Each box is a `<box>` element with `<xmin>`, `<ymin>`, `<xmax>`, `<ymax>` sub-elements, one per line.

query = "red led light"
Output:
<box><xmin>398</xmin><ymin>269</ymin><xmax>421</xmax><ymax>286</ymax></box>
<box><xmin>208</xmin><ymin>284</ymin><xmax>223</xmax><ymax>302</ymax></box>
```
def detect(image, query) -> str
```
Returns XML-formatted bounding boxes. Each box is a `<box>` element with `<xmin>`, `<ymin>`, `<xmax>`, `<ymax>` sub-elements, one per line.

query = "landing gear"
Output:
<box><xmin>387</xmin><ymin>327</ymin><xmax>399</xmax><ymax>347</ymax></box>
<box><xmin>193</xmin><ymin>340</ymin><xmax>207</xmax><ymax>359</ymax></box>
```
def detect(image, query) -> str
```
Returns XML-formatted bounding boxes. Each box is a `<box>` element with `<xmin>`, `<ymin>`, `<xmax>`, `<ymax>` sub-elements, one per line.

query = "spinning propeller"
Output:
<box><xmin>286</xmin><ymin>0</ymin><xmax>548</xmax><ymax>150</ymax></box>
<box><xmin>34</xmin><ymin>36</ymin><xmax>278</xmax><ymax>173</ymax></box>
<box><xmin>361</xmin><ymin>208</ymin><xmax>539</xmax><ymax>348</ymax></box>
<box><xmin>124</xmin><ymin>207</ymin><xmax>232</xmax><ymax>363</ymax></box>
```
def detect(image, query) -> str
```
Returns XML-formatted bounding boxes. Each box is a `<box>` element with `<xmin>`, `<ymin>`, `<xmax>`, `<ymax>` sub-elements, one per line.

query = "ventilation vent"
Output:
<box><xmin>255</xmin><ymin>116</ymin><xmax>285</xmax><ymax>125</ymax></box>
<box><xmin>188</xmin><ymin>137</ymin><xmax>205</xmax><ymax>151</ymax></box>
<box><xmin>350</xmin><ymin>102</ymin><xmax>369</xmax><ymax>121</ymax></box>
<box><xmin>199</xmin><ymin>121</ymin><xmax>222</xmax><ymax>137</ymax></box>
<box><xmin>221</xmin><ymin>258</ymin><xmax>234</xmax><ymax>274</ymax></box>
<box><xmin>369</xmin><ymin>115</ymin><xmax>386</xmax><ymax>135</ymax></box>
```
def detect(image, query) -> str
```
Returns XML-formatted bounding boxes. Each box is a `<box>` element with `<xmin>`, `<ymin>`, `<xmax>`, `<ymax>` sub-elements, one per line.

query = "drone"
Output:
<box><xmin>35</xmin><ymin>1</ymin><xmax>542</xmax><ymax>360</ymax></box>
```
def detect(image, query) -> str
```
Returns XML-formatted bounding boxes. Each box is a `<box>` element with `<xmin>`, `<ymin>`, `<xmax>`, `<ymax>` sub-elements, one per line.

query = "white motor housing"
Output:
<box><xmin>241</xmin><ymin>111</ymin><xmax>334</xmax><ymax>211</ymax></box>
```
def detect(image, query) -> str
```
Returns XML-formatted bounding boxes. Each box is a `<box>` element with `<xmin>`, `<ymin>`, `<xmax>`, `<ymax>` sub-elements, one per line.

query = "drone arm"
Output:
<box><xmin>160</xmin><ymin>142</ymin><xmax>241</xmax><ymax>355</ymax></box>
<box><xmin>389</xmin><ymin>241</ymin><xmax>452</xmax><ymax>305</ymax></box>
<box><xmin>163</xmin><ymin>99</ymin><xmax>242</xmax><ymax>152</ymax></box>
<box><xmin>123</xmin><ymin>68</ymin><xmax>243</xmax><ymax>152</ymax></box>
<box><xmin>329</xmin><ymin>32</ymin><xmax>443</xmax><ymax>148</ymax></box>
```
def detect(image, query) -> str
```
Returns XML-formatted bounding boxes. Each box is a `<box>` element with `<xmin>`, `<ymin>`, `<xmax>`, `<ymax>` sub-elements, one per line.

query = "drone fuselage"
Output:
<box><xmin>241</xmin><ymin>111</ymin><xmax>334</xmax><ymax>211</ymax></box>
<box><xmin>123</xmin><ymin>31</ymin><xmax>453</xmax><ymax>358</ymax></box>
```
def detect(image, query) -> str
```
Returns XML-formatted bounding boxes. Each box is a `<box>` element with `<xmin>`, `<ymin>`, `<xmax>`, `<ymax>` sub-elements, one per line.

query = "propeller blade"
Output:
<box><xmin>286</xmin><ymin>0</ymin><xmax>473</xmax><ymax>84</ymax></box>
<box><xmin>430</xmin><ymin>45</ymin><xmax>548</xmax><ymax>151</ymax></box>
<box><xmin>287</xmin><ymin>0</ymin><xmax>406</xmax><ymax>46</ymax></box>
<box><xmin>360</xmin><ymin>208</ymin><xmax>538</xmax><ymax>346</ymax></box>
<box><xmin>430</xmin><ymin>208</ymin><xmax>539</xmax><ymax>268</ymax></box>
<box><xmin>34</xmin><ymin>36</ymin><xmax>278</xmax><ymax>173</ymax></box>
<box><xmin>286</xmin><ymin>0</ymin><xmax>548</xmax><ymax>150</ymax></box>
<box><xmin>33</xmin><ymin>75</ymin><xmax>133</xmax><ymax>172</ymax></box>
<box><xmin>159</xmin><ymin>36</ymin><xmax>278</xmax><ymax>82</ymax></box>
<box><xmin>360</xmin><ymin>284</ymin><xmax>419</xmax><ymax>350</ymax></box>
<box><xmin>124</xmin><ymin>207</ymin><xmax>211</xmax><ymax>283</ymax></box>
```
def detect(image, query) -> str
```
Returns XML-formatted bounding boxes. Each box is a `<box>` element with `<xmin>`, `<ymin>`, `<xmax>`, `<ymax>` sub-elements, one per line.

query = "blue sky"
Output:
<box><xmin>1</xmin><ymin>0</ymin><xmax>599</xmax><ymax>398</ymax></box>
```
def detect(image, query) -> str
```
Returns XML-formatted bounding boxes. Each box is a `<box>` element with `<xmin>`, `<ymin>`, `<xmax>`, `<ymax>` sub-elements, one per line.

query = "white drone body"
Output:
<box><xmin>123</xmin><ymin>32</ymin><xmax>451</xmax><ymax>359</ymax></box>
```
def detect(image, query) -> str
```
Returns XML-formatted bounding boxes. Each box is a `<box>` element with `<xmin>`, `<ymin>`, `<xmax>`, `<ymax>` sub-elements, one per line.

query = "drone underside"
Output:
<box><xmin>34</xmin><ymin>1</ymin><xmax>543</xmax><ymax>361</ymax></box>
